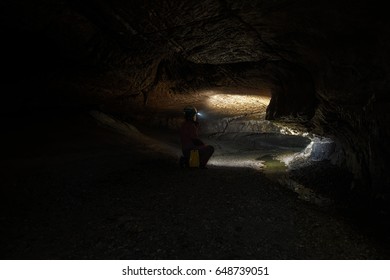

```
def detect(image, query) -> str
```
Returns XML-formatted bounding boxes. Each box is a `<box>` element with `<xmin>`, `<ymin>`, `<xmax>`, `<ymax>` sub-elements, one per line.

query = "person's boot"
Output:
<box><xmin>179</xmin><ymin>156</ymin><xmax>187</xmax><ymax>168</ymax></box>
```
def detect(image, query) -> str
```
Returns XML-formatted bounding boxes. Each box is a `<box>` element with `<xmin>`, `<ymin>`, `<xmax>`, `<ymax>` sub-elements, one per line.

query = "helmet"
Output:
<box><xmin>183</xmin><ymin>105</ymin><xmax>197</xmax><ymax>115</ymax></box>
<box><xmin>183</xmin><ymin>105</ymin><xmax>198</xmax><ymax>120</ymax></box>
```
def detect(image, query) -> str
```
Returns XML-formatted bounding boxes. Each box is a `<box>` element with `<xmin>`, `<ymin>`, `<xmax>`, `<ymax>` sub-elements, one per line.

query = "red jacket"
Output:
<box><xmin>180</xmin><ymin>120</ymin><xmax>203</xmax><ymax>150</ymax></box>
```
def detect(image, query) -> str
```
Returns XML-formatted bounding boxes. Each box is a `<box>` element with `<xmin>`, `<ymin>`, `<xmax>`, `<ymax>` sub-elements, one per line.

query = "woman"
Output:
<box><xmin>179</xmin><ymin>106</ymin><xmax>214</xmax><ymax>168</ymax></box>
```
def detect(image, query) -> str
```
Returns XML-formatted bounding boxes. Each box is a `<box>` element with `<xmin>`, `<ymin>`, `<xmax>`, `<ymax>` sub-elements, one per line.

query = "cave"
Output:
<box><xmin>1</xmin><ymin>0</ymin><xmax>390</xmax><ymax>259</ymax></box>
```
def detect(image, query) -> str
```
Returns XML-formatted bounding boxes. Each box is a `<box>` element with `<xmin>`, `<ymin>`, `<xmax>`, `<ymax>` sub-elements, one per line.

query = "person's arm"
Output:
<box><xmin>193</xmin><ymin>138</ymin><xmax>205</xmax><ymax>146</ymax></box>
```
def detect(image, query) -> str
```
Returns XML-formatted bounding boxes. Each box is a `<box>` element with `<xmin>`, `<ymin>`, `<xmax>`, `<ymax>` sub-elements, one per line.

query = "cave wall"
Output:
<box><xmin>2</xmin><ymin>0</ymin><xmax>390</xmax><ymax>200</ymax></box>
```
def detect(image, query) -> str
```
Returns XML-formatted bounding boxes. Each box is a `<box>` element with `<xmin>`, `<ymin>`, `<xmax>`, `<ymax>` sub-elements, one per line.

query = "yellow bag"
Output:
<box><xmin>189</xmin><ymin>149</ymin><xmax>200</xmax><ymax>167</ymax></box>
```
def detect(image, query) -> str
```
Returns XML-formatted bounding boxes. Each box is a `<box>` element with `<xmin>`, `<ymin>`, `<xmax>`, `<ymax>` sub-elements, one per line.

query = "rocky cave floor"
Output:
<box><xmin>1</xmin><ymin>109</ymin><xmax>389</xmax><ymax>259</ymax></box>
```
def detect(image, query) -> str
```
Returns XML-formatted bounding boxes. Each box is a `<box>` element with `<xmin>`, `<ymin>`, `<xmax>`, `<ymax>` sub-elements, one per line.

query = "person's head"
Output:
<box><xmin>183</xmin><ymin>105</ymin><xmax>198</xmax><ymax>121</ymax></box>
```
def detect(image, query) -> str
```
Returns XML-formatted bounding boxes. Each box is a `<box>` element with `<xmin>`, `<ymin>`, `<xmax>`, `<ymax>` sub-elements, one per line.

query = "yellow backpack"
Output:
<box><xmin>189</xmin><ymin>149</ymin><xmax>200</xmax><ymax>167</ymax></box>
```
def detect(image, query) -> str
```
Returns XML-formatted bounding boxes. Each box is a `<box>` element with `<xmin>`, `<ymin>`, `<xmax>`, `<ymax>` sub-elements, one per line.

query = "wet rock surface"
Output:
<box><xmin>1</xmin><ymin>111</ymin><xmax>389</xmax><ymax>259</ymax></box>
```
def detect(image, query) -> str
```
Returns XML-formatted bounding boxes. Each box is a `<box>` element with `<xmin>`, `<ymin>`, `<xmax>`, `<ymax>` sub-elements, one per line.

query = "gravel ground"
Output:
<box><xmin>1</xmin><ymin>111</ymin><xmax>389</xmax><ymax>259</ymax></box>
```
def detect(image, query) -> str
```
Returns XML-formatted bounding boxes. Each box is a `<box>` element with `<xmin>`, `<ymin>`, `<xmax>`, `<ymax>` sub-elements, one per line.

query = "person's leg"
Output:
<box><xmin>182</xmin><ymin>149</ymin><xmax>190</xmax><ymax>167</ymax></box>
<box><xmin>179</xmin><ymin>155</ymin><xmax>187</xmax><ymax>168</ymax></box>
<box><xmin>198</xmin><ymin>145</ymin><xmax>214</xmax><ymax>167</ymax></box>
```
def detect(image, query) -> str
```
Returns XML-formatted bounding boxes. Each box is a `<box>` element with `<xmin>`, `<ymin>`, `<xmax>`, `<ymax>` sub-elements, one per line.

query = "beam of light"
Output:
<box><xmin>207</xmin><ymin>93</ymin><xmax>270</xmax><ymax>112</ymax></box>
<box><xmin>209</xmin><ymin>157</ymin><xmax>265</xmax><ymax>169</ymax></box>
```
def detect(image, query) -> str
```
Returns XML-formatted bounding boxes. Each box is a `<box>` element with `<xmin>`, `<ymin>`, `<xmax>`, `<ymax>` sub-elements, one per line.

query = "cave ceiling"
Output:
<box><xmin>2</xmin><ymin>0</ymin><xmax>388</xmax><ymax>124</ymax></box>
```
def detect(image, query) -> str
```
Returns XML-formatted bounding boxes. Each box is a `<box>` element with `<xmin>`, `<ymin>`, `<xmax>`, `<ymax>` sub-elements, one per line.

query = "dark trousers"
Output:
<box><xmin>183</xmin><ymin>145</ymin><xmax>214</xmax><ymax>167</ymax></box>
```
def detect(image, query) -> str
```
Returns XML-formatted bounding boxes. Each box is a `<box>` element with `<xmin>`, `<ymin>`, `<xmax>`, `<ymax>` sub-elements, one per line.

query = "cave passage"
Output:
<box><xmin>1</xmin><ymin>0</ymin><xmax>390</xmax><ymax>260</ymax></box>
<box><xmin>1</xmin><ymin>101</ymin><xmax>388</xmax><ymax>260</ymax></box>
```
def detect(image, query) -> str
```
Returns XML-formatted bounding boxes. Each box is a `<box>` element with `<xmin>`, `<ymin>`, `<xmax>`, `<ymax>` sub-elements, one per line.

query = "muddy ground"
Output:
<box><xmin>1</xmin><ymin>109</ymin><xmax>389</xmax><ymax>259</ymax></box>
